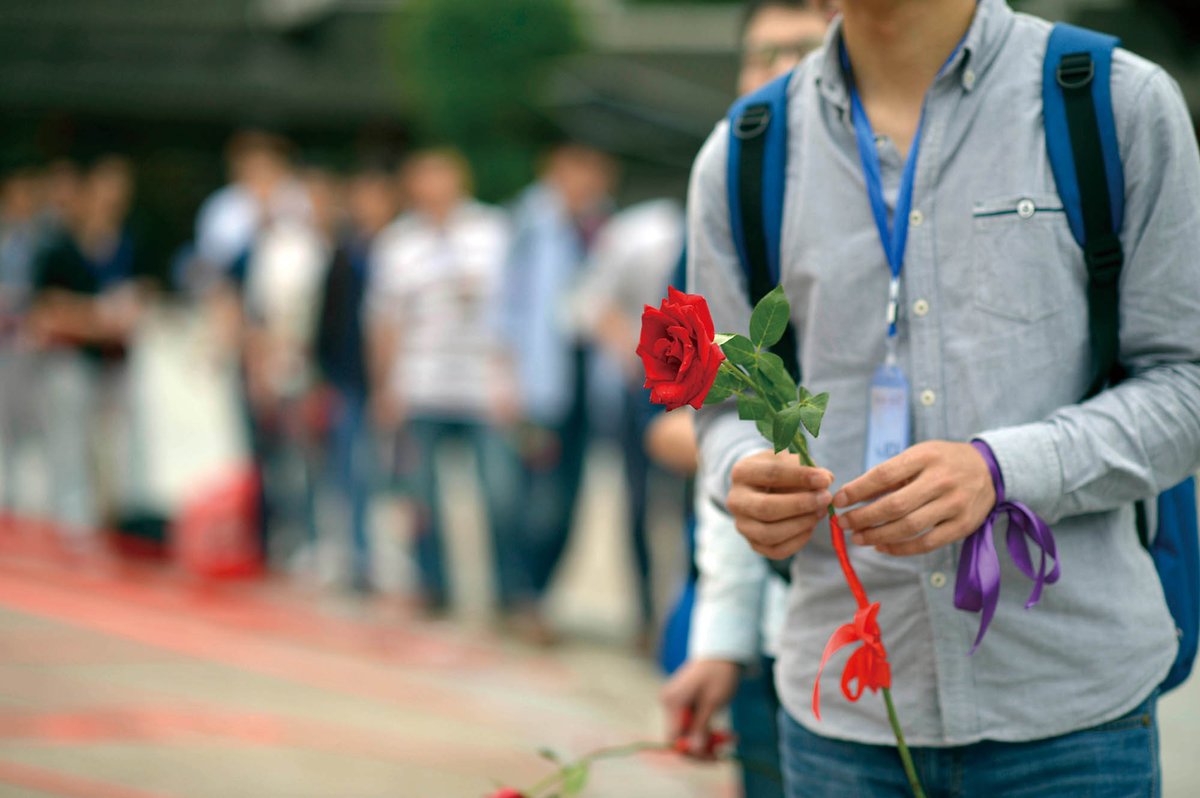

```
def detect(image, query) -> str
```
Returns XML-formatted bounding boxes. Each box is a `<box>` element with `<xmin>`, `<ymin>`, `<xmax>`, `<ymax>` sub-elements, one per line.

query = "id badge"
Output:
<box><xmin>864</xmin><ymin>362</ymin><xmax>911</xmax><ymax>471</ymax></box>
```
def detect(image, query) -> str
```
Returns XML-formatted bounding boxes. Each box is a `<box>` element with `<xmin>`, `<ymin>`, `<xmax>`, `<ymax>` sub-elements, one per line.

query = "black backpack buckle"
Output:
<box><xmin>1085</xmin><ymin>233</ymin><xmax>1123</xmax><ymax>283</ymax></box>
<box><xmin>1057</xmin><ymin>52</ymin><xmax>1095</xmax><ymax>90</ymax></box>
<box><xmin>735</xmin><ymin>104</ymin><xmax>772</xmax><ymax>140</ymax></box>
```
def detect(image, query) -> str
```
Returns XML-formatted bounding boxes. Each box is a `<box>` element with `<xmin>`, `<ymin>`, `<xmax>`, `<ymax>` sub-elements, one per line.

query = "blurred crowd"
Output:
<box><xmin>0</xmin><ymin>1</ymin><xmax>840</xmax><ymax>675</ymax></box>
<box><xmin>0</xmin><ymin>129</ymin><xmax>689</xmax><ymax>647</ymax></box>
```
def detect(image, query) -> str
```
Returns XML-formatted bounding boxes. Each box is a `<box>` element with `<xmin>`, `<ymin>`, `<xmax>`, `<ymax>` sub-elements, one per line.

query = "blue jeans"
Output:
<box><xmin>517</xmin><ymin>348</ymin><xmax>589</xmax><ymax>601</ymax></box>
<box><xmin>328</xmin><ymin>391</ymin><xmax>373</xmax><ymax>587</ymax></box>
<box><xmin>779</xmin><ymin>692</ymin><xmax>1160</xmax><ymax>798</ymax></box>
<box><xmin>730</xmin><ymin>657</ymin><xmax>784</xmax><ymax>798</ymax></box>
<box><xmin>618</xmin><ymin>384</ymin><xmax>659</xmax><ymax>626</ymax></box>
<box><xmin>407</xmin><ymin>418</ymin><xmax>525</xmax><ymax>609</ymax></box>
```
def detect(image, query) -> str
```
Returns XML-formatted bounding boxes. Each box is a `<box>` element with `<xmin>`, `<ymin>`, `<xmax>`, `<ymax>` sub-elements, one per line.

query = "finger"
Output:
<box><xmin>727</xmin><ymin>486</ymin><xmax>833</xmax><ymax>524</ymax></box>
<box><xmin>876</xmin><ymin>519</ymin><xmax>965</xmax><ymax>557</ymax></box>
<box><xmin>839</xmin><ymin>471</ymin><xmax>947</xmax><ymax>533</ymax></box>
<box><xmin>834</xmin><ymin>449</ymin><xmax>927</xmax><ymax>508</ymax></box>
<box><xmin>733</xmin><ymin>456</ymin><xmax>834</xmax><ymax>492</ymax></box>
<box><xmin>736</xmin><ymin>513</ymin><xmax>823</xmax><ymax>549</ymax></box>
<box><xmin>687</xmin><ymin>691</ymin><xmax>718</xmax><ymax>756</ymax></box>
<box><xmin>748</xmin><ymin>531</ymin><xmax>812</xmax><ymax>560</ymax></box>
<box><xmin>660</xmin><ymin>687</ymin><xmax>693</xmax><ymax>739</ymax></box>
<box><xmin>850</xmin><ymin>496</ymin><xmax>954</xmax><ymax>547</ymax></box>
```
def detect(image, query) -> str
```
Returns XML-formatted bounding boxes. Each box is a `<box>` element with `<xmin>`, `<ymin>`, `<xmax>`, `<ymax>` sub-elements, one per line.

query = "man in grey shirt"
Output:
<box><xmin>689</xmin><ymin>0</ymin><xmax>1200</xmax><ymax>794</ymax></box>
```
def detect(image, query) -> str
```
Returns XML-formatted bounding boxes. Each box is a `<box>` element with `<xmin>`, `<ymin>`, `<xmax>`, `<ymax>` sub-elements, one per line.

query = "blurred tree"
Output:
<box><xmin>394</xmin><ymin>0</ymin><xmax>582</xmax><ymax>202</ymax></box>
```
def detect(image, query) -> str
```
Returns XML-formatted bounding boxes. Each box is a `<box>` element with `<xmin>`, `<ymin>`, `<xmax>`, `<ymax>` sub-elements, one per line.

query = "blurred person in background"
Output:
<box><xmin>313</xmin><ymin>159</ymin><xmax>399</xmax><ymax>593</ymax></box>
<box><xmin>572</xmin><ymin>198</ymin><xmax>686</xmax><ymax>648</ymax></box>
<box><xmin>28</xmin><ymin>155</ymin><xmax>147</xmax><ymax>544</ymax></box>
<box><xmin>40</xmin><ymin>160</ymin><xmax>83</xmax><ymax>230</ymax></box>
<box><xmin>0</xmin><ymin>164</ymin><xmax>47</xmax><ymax>513</ymax></box>
<box><xmin>195</xmin><ymin>131</ymin><xmax>320</xmax><ymax>569</ymax></box>
<box><xmin>499</xmin><ymin>142</ymin><xmax>616</xmax><ymax>643</ymax></box>
<box><xmin>194</xmin><ymin>131</ymin><xmax>312</xmax><ymax>291</ymax></box>
<box><xmin>196</xmin><ymin>131</ymin><xmax>312</xmax><ymax>364</ymax></box>
<box><xmin>239</xmin><ymin>163</ymin><xmax>332</xmax><ymax>570</ymax></box>
<box><xmin>367</xmin><ymin>148</ymin><xmax>522</xmax><ymax>617</ymax></box>
<box><xmin>659</xmin><ymin>1</ymin><xmax>831</xmax><ymax>794</ymax></box>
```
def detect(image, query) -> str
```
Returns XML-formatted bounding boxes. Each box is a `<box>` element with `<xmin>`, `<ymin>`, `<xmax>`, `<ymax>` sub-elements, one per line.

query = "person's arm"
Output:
<box><xmin>689</xmin><ymin>124</ymin><xmax>834</xmax><ymax>559</ymax></box>
<box><xmin>644</xmin><ymin>411</ymin><xmax>699</xmax><ymax>476</ymax></box>
<box><xmin>29</xmin><ymin>291</ymin><xmax>105</xmax><ymax>343</ymax></box>
<box><xmin>662</xmin><ymin>493</ymin><xmax>770</xmax><ymax>756</ymax></box>
<box><xmin>364</xmin><ymin>235</ymin><xmax>406</xmax><ymax>431</ymax></box>
<box><xmin>837</xmin><ymin>67</ymin><xmax>1200</xmax><ymax>556</ymax></box>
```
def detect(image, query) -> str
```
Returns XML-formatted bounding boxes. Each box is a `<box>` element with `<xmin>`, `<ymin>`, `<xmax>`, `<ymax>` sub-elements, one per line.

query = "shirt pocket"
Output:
<box><xmin>971</xmin><ymin>194</ymin><xmax>1071</xmax><ymax>323</ymax></box>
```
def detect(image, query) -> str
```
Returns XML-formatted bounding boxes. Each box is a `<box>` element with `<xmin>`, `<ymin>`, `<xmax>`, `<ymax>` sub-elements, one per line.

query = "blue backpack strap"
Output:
<box><xmin>726</xmin><ymin>72</ymin><xmax>800</xmax><ymax>384</ymax></box>
<box><xmin>1045</xmin><ymin>23</ymin><xmax>1199</xmax><ymax>693</ymax></box>
<box><xmin>1044</xmin><ymin>23</ymin><xmax>1125</xmax><ymax>399</ymax></box>
<box><xmin>1043</xmin><ymin>23</ymin><xmax>1124</xmax><ymax>247</ymax></box>
<box><xmin>727</xmin><ymin>72</ymin><xmax>791</xmax><ymax>289</ymax></box>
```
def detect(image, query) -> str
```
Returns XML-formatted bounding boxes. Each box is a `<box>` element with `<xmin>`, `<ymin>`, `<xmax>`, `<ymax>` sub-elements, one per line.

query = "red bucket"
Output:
<box><xmin>172</xmin><ymin>466</ymin><xmax>263</xmax><ymax>579</ymax></box>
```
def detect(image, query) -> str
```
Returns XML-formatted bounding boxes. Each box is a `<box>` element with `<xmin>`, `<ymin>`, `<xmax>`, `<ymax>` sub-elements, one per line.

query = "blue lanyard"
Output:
<box><xmin>839</xmin><ymin>37</ymin><xmax>965</xmax><ymax>340</ymax></box>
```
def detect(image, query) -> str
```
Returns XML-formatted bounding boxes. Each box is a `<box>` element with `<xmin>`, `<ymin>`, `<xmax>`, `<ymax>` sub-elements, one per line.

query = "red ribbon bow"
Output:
<box><xmin>812</xmin><ymin>515</ymin><xmax>893</xmax><ymax>720</ymax></box>
<box><xmin>812</xmin><ymin>601</ymin><xmax>891</xmax><ymax>719</ymax></box>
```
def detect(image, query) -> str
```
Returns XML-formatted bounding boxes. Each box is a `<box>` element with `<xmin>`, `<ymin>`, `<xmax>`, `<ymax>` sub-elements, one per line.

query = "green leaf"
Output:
<box><xmin>703</xmin><ymin>382</ymin><xmax>734</xmax><ymax>406</ymax></box>
<box><xmin>561</xmin><ymin>763</ymin><xmax>589</xmax><ymax>797</ymax></box>
<box><xmin>537</xmin><ymin>747</ymin><xmax>561</xmax><ymax>765</ymax></box>
<box><xmin>755</xmin><ymin>417</ymin><xmax>775</xmax><ymax>442</ymax></box>
<box><xmin>797</xmin><ymin>391</ymin><xmax>830</xmax><ymax>438</ymax></box>
<box><xmin>754</xmin><ymin>351</ymin><xmax>797</xmax><ymax>408</ymax></box>
<box><xmin>772</xmin><ymin>404</ymin><xmax>804</xmax><ymax>453</ymax></box>
<box><xmin>713</xmin><ymin>333</ymin><xmax>735</xmax><ymax>346</ymax></box>
<box><xmin>749</xmin><ymin>285</ymin><xmax>790</xmax><ymax>349</ymax></box>
<box><xmin>702</xmin><ymin>367</ymin><xmax>739</xmax><ymax>406</ymax></box>
<box><xmin>712</xmin><ymin>367</ymin><xmax>739</xmax><ymax>393</ymax></box>
<box><xmin>720</xmin><ymin>334</ymin><xmax>756</xmax><ymax>368</ymax></box>
<box><xmin>737</xmin><ymin>393</ymin><xmax>771</xmax><ymax>422</ymax></box>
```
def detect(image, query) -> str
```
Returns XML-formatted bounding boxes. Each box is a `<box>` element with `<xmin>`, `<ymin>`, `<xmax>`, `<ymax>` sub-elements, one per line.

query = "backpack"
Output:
<box><xmin>724</xmin><ymin>23</ymin><xmax>1200</xmax><ymax>692</ymax></box>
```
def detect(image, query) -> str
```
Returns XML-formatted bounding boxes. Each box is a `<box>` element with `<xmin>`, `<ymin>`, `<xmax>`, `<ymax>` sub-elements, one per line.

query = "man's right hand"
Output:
<box><xmin>661</xmin><ymin>659</ymin><xmax>741</xmax><ymax>759</ymax></box>
<box><xmin>727</xmin><ymin>450</ymin><xmax>834</xmax><ymax>559</ymax></box>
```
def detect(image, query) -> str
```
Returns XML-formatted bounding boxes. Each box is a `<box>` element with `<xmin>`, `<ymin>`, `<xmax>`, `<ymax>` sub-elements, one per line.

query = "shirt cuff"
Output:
<box><xmin>688</xmin><ymin>580</ymin><xmax>763</xmax><ymax>664</ymax></box>
<box><xmin>974</xmin><ymin>423</ymin><xmax>1064</xmax><ymax>520</ymax></box>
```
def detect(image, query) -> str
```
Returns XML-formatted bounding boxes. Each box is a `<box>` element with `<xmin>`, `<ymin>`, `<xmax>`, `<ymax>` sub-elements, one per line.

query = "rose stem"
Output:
<box><xmin>791</xmin><ymin>434</ymin><xmax>925</xmax><ymax>798</ymax></box>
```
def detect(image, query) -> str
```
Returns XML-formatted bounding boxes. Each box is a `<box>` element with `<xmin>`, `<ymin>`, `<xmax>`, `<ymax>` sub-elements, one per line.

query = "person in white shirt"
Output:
<box><xmin>367</xmin><ymin>149</ymin><xmax>523</xmax><ymax>616</ymax></box>
<box><xmin>658</xmin><ymin>2</ymin><xmax>833</xmax><ymax>794</ymax></box>
<box><xmin>573</xmin><ymin>198</ymin><xmax>686</xmax><ymax>647</ymax></box>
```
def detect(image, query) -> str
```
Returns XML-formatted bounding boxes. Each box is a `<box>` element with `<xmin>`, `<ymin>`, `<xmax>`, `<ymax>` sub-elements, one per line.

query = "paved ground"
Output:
<box><xmin>0</xmin><ymin>517</ymin><xmax>732</xmax><ymax>798</ymax></box>
<box><xmin>2</xmin><ymin>490</ymin><xmax>1199</xmax><ymax>798</ymax></box>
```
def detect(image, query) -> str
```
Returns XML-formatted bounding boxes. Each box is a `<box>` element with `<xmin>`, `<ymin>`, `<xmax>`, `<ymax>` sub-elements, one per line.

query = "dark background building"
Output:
<box><xmin>1</xmin><ymin>0</ymin><xmax>1196</xmax><ymax>271</ymax></box>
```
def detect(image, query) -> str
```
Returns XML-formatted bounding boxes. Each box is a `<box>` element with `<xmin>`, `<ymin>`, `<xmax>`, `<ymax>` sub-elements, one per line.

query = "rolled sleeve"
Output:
<box><xmin>688</xmin><ymin>493</ymin><xmax>768</xmax><ymax>663</ymax></box>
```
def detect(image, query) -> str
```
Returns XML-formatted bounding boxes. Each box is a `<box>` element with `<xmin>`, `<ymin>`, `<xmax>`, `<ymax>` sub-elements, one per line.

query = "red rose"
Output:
<box><xmin>637</xmin><ymin>287</ymin><xmax>726</xmax><ymax>411</ymax></box>
<box><xmin>486</xmin><ymin>789</ymin><xmax>525</xmax><ymax>798</ymax></box>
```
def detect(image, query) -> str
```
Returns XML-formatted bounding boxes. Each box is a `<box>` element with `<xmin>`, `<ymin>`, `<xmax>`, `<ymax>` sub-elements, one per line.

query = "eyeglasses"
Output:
<box><xmin>742</xmin><ymin>38</ymin><xmax>824</xmax><ymax>70</ymax></box>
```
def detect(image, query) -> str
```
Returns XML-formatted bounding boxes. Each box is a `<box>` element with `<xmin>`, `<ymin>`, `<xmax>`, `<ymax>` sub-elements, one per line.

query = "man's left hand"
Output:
<box><xmin>833</xmin><ymin>441</ymin><xmax>996</xmax><ymax>557</ymax></box>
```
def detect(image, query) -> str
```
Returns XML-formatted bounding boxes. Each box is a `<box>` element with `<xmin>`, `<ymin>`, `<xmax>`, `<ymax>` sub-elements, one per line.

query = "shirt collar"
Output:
<box><xmin>816</xmin><ymin>0</ymin><xmax>1015</xmax><ymax>111</ymax></box>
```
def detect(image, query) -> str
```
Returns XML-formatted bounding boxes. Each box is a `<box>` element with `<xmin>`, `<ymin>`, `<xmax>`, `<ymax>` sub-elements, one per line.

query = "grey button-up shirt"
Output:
<box><xmin>690</xmin><ymin>0</ymin><xmax>1200</xmax><ymax>746</ymax></box>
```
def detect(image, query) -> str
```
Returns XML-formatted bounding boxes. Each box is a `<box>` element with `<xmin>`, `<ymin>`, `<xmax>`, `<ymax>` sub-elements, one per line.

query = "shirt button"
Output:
<box><xmin>912</xmin><ymin>299</ymin><xmax>930</xmax><ymax>317</ymax></box>
<box><xmin>963</xmin><ymin>69</ymin><xmax>977</xmax><ymax>90</ymax></box>
<box><xmin>920</xmin><ymin>389</ymin><xmax>937</xmax><ymax>407</ymax></box>
<box><xmin>909</xmin><ymin>209</ymin><xmax>924</xmax><ymax>227</ymax></box>
<box><xmin>1017</xmin><ymin>198</ymin><xmax>1036</xmax><ymax>219</ymax></box>
<box><xmin>930</xmin><ymin>572</ymin><xmax>947</xmax><ymax>588</ymax></box>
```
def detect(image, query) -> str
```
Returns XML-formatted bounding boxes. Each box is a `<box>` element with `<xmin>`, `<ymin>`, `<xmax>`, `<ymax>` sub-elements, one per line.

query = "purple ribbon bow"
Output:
<box><xmin>955</xmin><ymin>440</ymin><xmax>1061</xmax><ymax>654</ymax></box>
